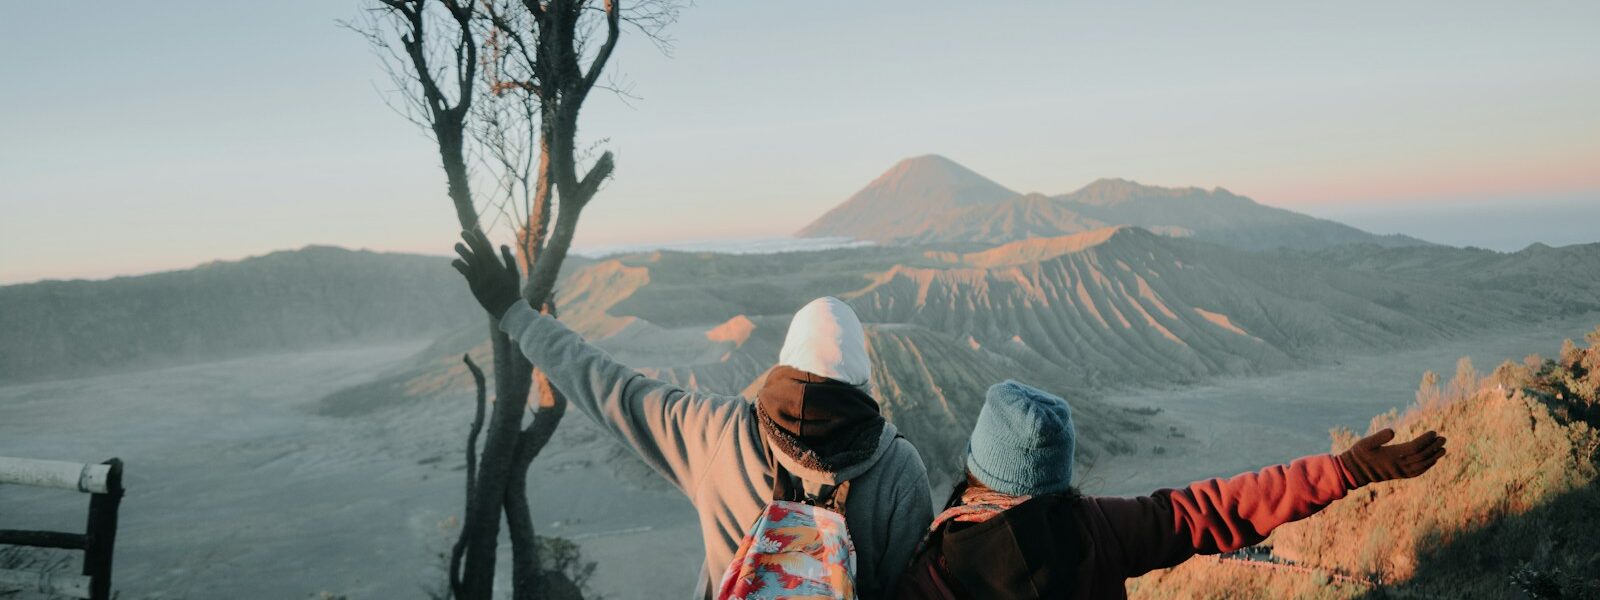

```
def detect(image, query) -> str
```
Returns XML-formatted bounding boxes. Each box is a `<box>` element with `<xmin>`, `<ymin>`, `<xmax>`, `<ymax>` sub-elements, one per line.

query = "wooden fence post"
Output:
<box><xmin>81</xmin><ymin>458</ymin><xmax>123</xmax><ymax>600</ymax></box>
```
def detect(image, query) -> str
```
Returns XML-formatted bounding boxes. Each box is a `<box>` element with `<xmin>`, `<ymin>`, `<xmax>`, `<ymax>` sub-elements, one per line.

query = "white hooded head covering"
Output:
<box><xmin>778</xmin><ymin>296</ymin><xmax>872</xmax><ymax>388</ymax></box>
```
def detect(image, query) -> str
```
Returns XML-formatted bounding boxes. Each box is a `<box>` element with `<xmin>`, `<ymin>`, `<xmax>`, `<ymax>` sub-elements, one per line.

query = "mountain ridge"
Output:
<box><xmin>800</xmin><ymin>156</ymin><xmax>1431</xmax><ymax>251</ymax></box>
<box><xmin>796</xmin><ymin>154</ymin><xmax>1021</xmax><ymax>242</ymax></box>
<box><xmin>0</xmin><ymin>245</ymin><xmax>482</xmax><ymax>382</ymax></box>
<box><xmin>0</xmin><ymin>246</ymin><xmax>599</xmax><ymax>383</ymax></box>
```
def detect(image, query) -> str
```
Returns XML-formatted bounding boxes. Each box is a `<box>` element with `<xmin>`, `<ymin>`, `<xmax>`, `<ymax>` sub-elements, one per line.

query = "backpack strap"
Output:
<box><xmin>942</xmin><ymin>479</ymin><xmax>971</xmax><ymax>511</ymax></box>
<box><xmin>899</xmin><ymin>481</ymin><xmax>968</xmax><ymax>600</ymax></box>
<box><xmin>766</xmin><ymin>444</ymin><xmax>852</xmax><ymax>514</ymax></box>
<box><xmin>913</xmin><ymin>479</ymin><xmax>971</xmax><ymax>553</ymax></box>
<box><xmin>763</xmin><ymin>430</ymin><xmax>797</xmax><ymax>500</ymax></box>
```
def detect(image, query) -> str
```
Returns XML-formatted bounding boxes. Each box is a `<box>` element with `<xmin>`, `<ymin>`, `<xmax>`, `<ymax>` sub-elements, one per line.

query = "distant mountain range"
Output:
<box><xmin>799</xmin><ymin>154</ymin><xmax>1429</xmax><ymax>251</ymax></box>
<box><xmin>6</xmin><ymin>155</ymin><xmax>1596</xmax><ymax>483</ymax></box>
<box><xmin>1305</xmin><ymin>241</ymin><xmax>1600</xmax><ymax>314</ymax></box>
<box><xmin>315</xmin><ymin>226</ymin><xmax>1598</xmax><ymax>480</ymax></box>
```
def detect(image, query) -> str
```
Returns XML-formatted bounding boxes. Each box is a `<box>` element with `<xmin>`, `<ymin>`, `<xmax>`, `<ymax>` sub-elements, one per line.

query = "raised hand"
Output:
<box><xmin>450</xmin><ymin>229</ymin><xmax>524</xmax><ymax>319</ymax></box>
<box><xmin>1337</xmin><ymin>428</ymin><xmax>1447</xmax><ymax>487</ymax></box>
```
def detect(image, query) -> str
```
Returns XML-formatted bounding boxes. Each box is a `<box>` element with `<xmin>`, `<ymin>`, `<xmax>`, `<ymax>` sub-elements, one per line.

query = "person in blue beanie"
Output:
<box><xmin>897</xmin><ymin>380</ymin><xmax>1447</xmax><ymax>600</ymax></box>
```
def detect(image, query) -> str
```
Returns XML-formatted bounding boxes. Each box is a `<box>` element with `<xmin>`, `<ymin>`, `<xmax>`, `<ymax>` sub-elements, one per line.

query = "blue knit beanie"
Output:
<box><xmin>965</xmin><ymin>380</ymin><xmax>1076</xmax><ymax>496</ymax></box>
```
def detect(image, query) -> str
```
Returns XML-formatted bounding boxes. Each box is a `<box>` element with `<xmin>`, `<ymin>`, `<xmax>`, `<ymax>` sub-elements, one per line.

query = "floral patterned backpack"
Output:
<box><xmin>715</xmin><ymin>441</ymin><xmax>858</xmax><ymax>600</ymax></box>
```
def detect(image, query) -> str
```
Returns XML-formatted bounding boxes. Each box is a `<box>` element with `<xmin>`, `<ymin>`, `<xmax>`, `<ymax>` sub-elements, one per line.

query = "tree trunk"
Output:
<box><xmin>460</xmin><ymin>327</ymin><xmax>533</xmax><ymax>599</ymax></box>
<box><xmin>364</xmin><ymin>2</ymin><xmax>641</xmax><ymax>597</ymax></box>
<box><xmin>429</xmin><ymin>100</ymin><xmax>536</xmax><ymax>600</ymax></box>
<box><xmin>509</xmin><ymin>369</ymin><xmax>566</xmax><ymax>600</ymax></box>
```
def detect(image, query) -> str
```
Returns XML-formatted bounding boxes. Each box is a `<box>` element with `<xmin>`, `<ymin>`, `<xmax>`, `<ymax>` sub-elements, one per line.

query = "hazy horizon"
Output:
<box><xmin>5</xmin><ymin>189</ymin><xmax>1597</xmax><ymax>286</ymax></box>
<box><xmin>3</xmin><ymin>1</ymin><xmax>1597</xmax><ymax>283</ymax></box>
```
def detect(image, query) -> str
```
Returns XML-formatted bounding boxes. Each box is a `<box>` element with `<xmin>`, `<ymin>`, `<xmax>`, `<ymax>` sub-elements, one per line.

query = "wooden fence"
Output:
<box><xmin>0</xmin><ymin>457</ymin><xmax>125</xmax><ymax>600</ymax></box>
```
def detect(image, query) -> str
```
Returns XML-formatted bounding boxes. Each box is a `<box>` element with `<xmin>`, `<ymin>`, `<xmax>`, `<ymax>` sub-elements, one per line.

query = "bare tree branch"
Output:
<box><xmin>578</xmin><ymin>1</ymin><xmax>621</xmax><ymax>97</ymax></box>
<box><xmin>575</xmin><ymin>150</ymin><xmax>614</xmax><ymax>204</ymax></box>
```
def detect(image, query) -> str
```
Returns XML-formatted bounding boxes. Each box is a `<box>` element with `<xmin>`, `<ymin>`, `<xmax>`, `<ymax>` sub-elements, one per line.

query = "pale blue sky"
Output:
<box><xmin>2</xmin><ymin>1</ymin><xmax>1597</xmax><ymax>283</ymax></box>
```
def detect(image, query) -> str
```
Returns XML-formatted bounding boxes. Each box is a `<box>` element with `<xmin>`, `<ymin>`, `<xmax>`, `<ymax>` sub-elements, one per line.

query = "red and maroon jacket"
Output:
<box><xmin>898</xmin><ymin>454</ymin><xmax>1358</xmax><ymax>599</ymax></box>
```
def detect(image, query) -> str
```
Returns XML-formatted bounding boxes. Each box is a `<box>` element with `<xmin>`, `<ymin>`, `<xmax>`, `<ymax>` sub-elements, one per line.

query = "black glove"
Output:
<box><xmin>1337</xmin><ymin>428</ymin><xmax>1447</xmax><ymax>487</ymax></box>
<box><xmin>451</xmin><ymin>229</ymin><xmax>524</xmax><ymax>319</ymax></box>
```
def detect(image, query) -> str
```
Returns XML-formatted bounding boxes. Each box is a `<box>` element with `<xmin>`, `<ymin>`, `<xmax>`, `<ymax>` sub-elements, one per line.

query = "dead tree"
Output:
<box><xmin>352</xmin><ymin>1</ymin><xmax>676</xmax><ymax>598</ymax></box>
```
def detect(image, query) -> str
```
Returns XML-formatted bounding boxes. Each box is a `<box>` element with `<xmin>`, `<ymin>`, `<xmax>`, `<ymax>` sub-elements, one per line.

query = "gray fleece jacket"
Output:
<box><xmin>499</xmin><ymin>302</ymin><xmax>935</xmax><ymax>599</ymax></box>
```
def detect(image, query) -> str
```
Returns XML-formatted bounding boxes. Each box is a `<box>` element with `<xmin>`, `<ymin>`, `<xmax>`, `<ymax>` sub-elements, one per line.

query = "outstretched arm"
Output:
<box><xmin>1086</xmin><ymin>428</ymin><xmax>1446</xmax><ymax>578</ymax></box>
<box><xmin>452</xmin><ymin>231</ymin><xmax>742</xmax><ymax>496</ymax></box>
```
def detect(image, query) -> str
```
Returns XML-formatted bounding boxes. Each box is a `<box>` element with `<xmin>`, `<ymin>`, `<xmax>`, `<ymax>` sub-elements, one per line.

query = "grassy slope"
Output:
<box><xmin>1129</xmin><ymin>327</ymin><xmax>1600</xmax><ymax>600</ymax></box>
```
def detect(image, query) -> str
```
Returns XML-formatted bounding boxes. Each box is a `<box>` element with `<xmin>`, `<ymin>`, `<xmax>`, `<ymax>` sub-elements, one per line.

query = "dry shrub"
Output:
<box><xmin>1131</xmin><ymin>325</ymin><xmax>1600</xmax><ymax>599</ymax></box>
<box><xmin>1128</xmin><ymin>557</ymin><xmax>1368</xmax><ymax>600</ymax></box>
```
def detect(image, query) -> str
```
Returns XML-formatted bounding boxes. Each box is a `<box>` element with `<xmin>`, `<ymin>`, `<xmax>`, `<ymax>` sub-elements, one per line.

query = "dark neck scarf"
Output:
<box><xmin>756</xmin><ymin>365</ymin><xmax>885</xmax><ymax>474</ymax></box>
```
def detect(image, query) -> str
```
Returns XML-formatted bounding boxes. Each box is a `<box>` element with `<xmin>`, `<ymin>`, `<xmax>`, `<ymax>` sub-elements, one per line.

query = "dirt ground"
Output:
<box><xmin>0</xmin><ymin>344</ymin><xmax>700</xmax><ymax>599</ymax></box>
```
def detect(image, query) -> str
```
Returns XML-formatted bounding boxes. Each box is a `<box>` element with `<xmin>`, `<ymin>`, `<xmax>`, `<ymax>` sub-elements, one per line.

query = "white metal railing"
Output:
<box><xmin>0</xmin><ymin>456</ymin><xmax>125</xmax><ymax>600</ymax></box>
<box><xmin>0</xmin><ymin>457</ymin><xmax>115</xmax><ymax>494</ymax></box>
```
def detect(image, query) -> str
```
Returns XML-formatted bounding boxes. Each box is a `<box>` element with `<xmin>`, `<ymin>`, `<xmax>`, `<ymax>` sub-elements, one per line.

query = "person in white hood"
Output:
<box><xmin>777</xmin><ymin>295</ymin><xmax>873</xmax><ymax>387</ymax></box>
<box><xmin>452</xmin><ymin>231</ymin><xmax>934</xmax><ymax>599</ymax></box>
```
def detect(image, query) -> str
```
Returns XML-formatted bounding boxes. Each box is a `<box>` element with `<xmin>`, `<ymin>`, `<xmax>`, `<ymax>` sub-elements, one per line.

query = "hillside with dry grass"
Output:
<box><xmin>1128</xmin><ymin>326</ymin><xmax>1600</xmax><ymax>600</ymax></box>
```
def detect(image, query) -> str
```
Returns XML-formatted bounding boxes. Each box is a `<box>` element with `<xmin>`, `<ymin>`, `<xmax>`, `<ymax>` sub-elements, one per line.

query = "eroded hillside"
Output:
<box><xmin>315</xmin><ymin>226</ymin><xmax>1588</xmax><ymax>487</ymax></box>
<box><xmin>845</xmin><ymin>227</ymin><xmax>1530</xmax><ymax>390</ymax></box>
